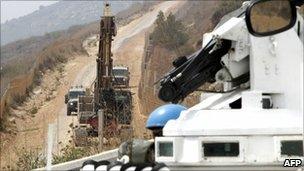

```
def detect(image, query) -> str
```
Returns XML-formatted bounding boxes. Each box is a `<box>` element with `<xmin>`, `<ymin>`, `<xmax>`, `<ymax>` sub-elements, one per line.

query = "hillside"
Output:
<box><xmin>0</xmin><ymin>23</ymin><xmax>97</xmax><ymax>95</ymax></box>
<box><xmin>138</xmin><ymin>1</ymin><xmax>244</xmax><ymax>115</ymax></box>
<box><xmin>1</xmin><ymin>2</ymin><xmax>157</xmax><ymax>96</ymax></box>
<box><xmin>0</xmin><ymin>1</ymin><xmax>158</xmax><ymax>133</ymax></box>
<box><xmin>1</xmin><ymin>1</ymin><xmax>302</xmax><ymax>170</ymax></box>
<box><xmin>1</xmin><ymin>1</ymin><xmax>134</xmax><ymax>45</ymax></box>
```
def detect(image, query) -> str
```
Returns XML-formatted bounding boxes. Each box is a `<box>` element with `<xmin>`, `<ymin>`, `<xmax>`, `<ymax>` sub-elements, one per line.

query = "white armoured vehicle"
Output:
<box><xmin>155</xmin><ymin>0</ymin><xmax>304</xmax><ymax>170</ymax></box>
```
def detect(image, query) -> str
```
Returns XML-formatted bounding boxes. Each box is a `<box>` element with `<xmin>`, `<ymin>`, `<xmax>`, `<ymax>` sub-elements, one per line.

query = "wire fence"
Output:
<box><xmin>0</xmin><ymin>64</ymin><xmax>37</xmax><ymax>120</ymax></box>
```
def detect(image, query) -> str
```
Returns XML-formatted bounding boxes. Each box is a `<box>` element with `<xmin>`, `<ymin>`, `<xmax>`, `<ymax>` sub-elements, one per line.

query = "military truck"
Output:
<box><xmin>65</xmin><ymin>86</ymin><xmax>86</xmax><ymax>116</ymax></box>
<box><xmin>113</xmin><ymin>90</ymin><xmax>132</xmax><ymax>125</ymax></box>
<box><xmin>113</xmin><ymin>66</ymin><xmax>130</xmax><ymax>88</ymax></box>
<box><xmin>72</xmin><ymin>3</ymin><xmax>133</xmax><ymax>146</ymax></box>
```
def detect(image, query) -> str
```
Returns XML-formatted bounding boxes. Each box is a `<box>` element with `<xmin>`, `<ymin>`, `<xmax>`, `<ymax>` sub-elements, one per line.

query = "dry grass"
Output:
<box><xmin>0</xmin><ymin>22</ymin><xmax>99</xmax><ymax>130</ymax></box>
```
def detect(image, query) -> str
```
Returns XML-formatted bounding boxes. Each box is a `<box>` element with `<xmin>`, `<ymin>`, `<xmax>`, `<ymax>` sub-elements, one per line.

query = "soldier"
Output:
<box><xmin>117</xmin><ymin>104</ymin><xmax>187</xmax><ymax>164</ymax></box>
<box><xmin>82</xmin><ymin>104</ymin><xmax>186</xmax><ymax>171</ymax></box>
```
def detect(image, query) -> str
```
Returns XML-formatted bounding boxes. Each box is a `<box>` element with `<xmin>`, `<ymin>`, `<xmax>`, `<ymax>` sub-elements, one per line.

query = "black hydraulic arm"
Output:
<box><xmin>158</xmin><ymin>38</ymin><xmax>231</xmax><ymax>103</ymax></box>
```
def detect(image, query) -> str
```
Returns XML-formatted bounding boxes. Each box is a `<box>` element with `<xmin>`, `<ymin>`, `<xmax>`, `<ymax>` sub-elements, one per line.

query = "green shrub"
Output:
<box><xmin>52</xmin><ymin>145</ymin><xmax>90</xmax><ymax>164</ymax></box>
<box><xmin>33</xmin><ymin>70</ymin><xmax>42</xmax><ymax>86</ymax></box>
<box><xmin>12</xmin><ymin>94</ymin><xmax>26</xmax><ymax>106</ymax></box>
<box><xmin>16</xmin><ymin>148</ymin><xmax>46</xmax><ymax>170</ymax></box>
<box><xmin>0</xmin><ymin>105</ymin><xmax>10</xmax><ymax>132</ymax></box>
<box><xmin>58</xmin><ymin>65</ymin><xmax>65</xmax><ymax>74</ymax></box>
<box><xmin>151</xmin><ymin>11</ymin><xmax>189</xmax><ymax>50</ymax></box>
<box><xmin>30</xmin><ymin>106</ymin><xmax>38</xmax><ymax>114</ymax></box>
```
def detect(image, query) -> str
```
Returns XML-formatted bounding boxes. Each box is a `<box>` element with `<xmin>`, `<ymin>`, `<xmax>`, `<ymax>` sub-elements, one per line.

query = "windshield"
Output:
<box><xmin>69</xmin><ymin>91</ymin><xmax>85</xmax><ymax>99</ymax></box>
<box><xmin>113</xmin><ymin>69</ymin><xmax>128</xmax><ymax>77</ymax></box>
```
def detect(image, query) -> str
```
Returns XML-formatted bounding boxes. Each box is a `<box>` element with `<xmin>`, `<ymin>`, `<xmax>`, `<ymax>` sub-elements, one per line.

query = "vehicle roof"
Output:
<box><xmin>163</xmin><ymin>109</ymin><xmax>302</xmax><ymax>136</ymax></box>
<box><xmin>69</xmin><ymin>87</ymin><xmax>85</xmax><ymax>92</ymax></box>
<box><xmin>113</xmin><ymin>66</ymin><xmax>128</xmax><ymax>70</ymax></box>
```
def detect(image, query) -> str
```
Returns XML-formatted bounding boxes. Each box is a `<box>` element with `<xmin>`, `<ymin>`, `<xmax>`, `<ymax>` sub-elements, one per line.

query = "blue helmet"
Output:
<box><xmin>146</xmin><ymin>104</ymin><xmax>187</xmax><ymax>129</ymax></box>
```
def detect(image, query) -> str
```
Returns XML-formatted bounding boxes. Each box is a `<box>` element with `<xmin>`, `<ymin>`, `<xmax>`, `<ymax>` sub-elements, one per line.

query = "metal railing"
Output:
<box><xmin>34</xmin><ymin>148</ymin><xmax>118</xmax><ymax>171</ymax></box>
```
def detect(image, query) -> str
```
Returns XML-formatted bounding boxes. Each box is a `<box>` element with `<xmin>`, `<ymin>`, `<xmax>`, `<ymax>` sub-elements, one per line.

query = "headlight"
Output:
<box><xmin>70</xmin><ymin>102</ymin><xmax>73</xmax><ymax>105</ymax></box>
<box><xmin>156</xmin><ymin>137</ymin><xmax>180</xmax><ymax>162</ymax></box>
<box><xmin>158</xmin><ymin>142</ymin><xmax>173</xmax><ymax>157</ymax></box>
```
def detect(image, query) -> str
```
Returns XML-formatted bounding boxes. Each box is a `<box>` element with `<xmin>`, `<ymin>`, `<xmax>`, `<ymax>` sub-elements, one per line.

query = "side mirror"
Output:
<box><xmin>246</xmin><ymin>0</ymin><xmax>297</xmax><ymax>37</ymax></box>
<box><xmin>65</xmin><ymin>94</ymin><xmax>68</xmax><ymax>104</ymax></box>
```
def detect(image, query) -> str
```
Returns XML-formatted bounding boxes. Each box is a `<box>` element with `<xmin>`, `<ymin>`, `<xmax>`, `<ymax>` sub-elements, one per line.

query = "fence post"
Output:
<box><xmin>98</xmin><ymin>110</ymin><xmax>104</xmax><ymax>151</ymax></box>
<box><xmin>46</xmin><ymin>124</ymin><xmax>54</xmax><ymax>170</ymax></box>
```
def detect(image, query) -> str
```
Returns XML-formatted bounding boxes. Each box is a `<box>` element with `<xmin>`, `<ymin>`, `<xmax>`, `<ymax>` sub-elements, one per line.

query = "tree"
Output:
<box><xmin>152</xmin><ymin>11</ymin><xmax>167</xmax><ymax>45</ymax></box>
<box><xmin>155</xmin><ymin>11</ymin><xmax>165</xmax><ymax>27</ymax></box>
<box><xmin>151</xmin><ymin>11</ymin><xmax>189</xmax><ymax>50</ymax></box>
<box><xmin>166</xmin><ymin>13</ymin><xmax>188</xmax><ymax>49</ymax></box>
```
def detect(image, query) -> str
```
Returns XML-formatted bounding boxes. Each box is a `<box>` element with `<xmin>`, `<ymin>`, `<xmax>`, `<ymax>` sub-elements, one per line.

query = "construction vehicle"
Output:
<box><xmin>113</xmin><ymin>66</ymin><xmax>130</xmax><ymax>88</ymax></box>
<box><xmin>81</xmin><ymin>0</ymin><xmax>304</xmax><ymax>170</ymax></box>
<box><xmin>116</xmin><ymin>104</ymin><xmax>187</xmax><ymax>165</ymax></box>
<box><xmin>73</xmin><ymin>3</ymin><xmax>132</xmax><ymax>146</ymax></box>
<box><xmin>64</xmin><ymin>86</ymin><xmax>86</xmax><ymax>116</ymax></box>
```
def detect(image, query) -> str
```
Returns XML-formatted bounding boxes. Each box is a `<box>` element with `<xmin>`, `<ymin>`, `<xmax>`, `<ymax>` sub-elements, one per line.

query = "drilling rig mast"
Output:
<box><xmin>72</xmin><ymin>2</ymin><xmax>132</xmax><ymax>147</ymax></box>
<box><xmin>94</xmin><ymin>2</ymin><xmax>117</xmax><ymax>111</ymax></box>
